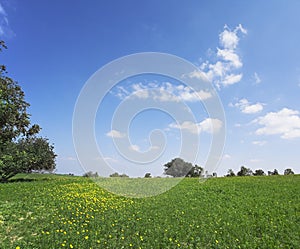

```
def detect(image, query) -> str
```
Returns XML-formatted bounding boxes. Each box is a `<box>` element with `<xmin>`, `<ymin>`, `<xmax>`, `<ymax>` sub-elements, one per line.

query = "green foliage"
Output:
<box><xmin>0</xmin><ymin>41</ymin><xmax>56</xmax><ymax>181</ymax></box>
<box><xmin>164</xmin><ymin>158</ymin><xmax>203</xmax><ymax>177</ymax></box>
<box><xmin>226</xmin><ymin>169</ymin><xmax>235</xmax><ymax>177</ymax></box>
<box><xmin>284</xmin><ymin>168</ymin><xmax>294</xmax><ymax>175</ymax></box>
<box><xmin>83</xmin><ymin>171</ymin><xmax>99</xmax><ymax>177</ymax></box>
<box><xmin>253</xmin><ymin>169</ymin><xmax>266</xmax><ymax>176</ymax></box>
<box><xmin>144</xmin><ymin>172</ymin><xmax>152</xmax><ymax>178</ymax></box>
<box><xmin>109</xmin><ymin>172</ymin><xmax>129</xmax><ymax>177</ymax></box>
<box><xmin>237</xmin><ymin>166</ymin><xmax>253</xmax><ymax>176</ymax></box>
<box><xmin>268</xmin><ymin>169</ymin><xmax>279</xmax><ymax>176</ymax></box>
<box><xmin>0</xmin><ymin>174</ymin><xmax>299</xmax><ymax>248</ymax></box>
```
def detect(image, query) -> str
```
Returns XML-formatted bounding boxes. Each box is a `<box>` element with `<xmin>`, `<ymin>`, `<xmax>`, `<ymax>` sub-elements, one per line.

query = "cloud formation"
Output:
<box><xmin>112</xmin><ymin>82</ymin><xmax>212</xmax><ymax>102</ymax></box>
<box><xmin>253</xmin><ymin>72</ymin><xmax>262</xmax><ymax>84</ymax></box>
<box><xmin>169</xmin><ymin>118</ymin><xmax>222</xmax><ymax>135</ymax></box>
<box><xmin>254</xmin><ymin>108</ymin><xmax>300</xmax><ymax>139</ymax></box>
<box><xmin>0</xmin><ymin>2</ymin><xmax>12</xmax><ymax>37</ymax></box>
<box><xmin>232</xmin><ymin>98</ymin><xmax>264</xmax><ymax>114</ymax></box>
<box><xmin>106</xmin><ymin>129</ymin><xmax>126</xmax><ymax>138</ymax></box>
<box><xmin>252</xmin><ymin>140</ymin><xmax>267</xmax><ymax>146</ymax></box>
<box><xmin>198</xmin><ymin>24</ymin><xmax>247</xmax><ymax>88</ymax></box>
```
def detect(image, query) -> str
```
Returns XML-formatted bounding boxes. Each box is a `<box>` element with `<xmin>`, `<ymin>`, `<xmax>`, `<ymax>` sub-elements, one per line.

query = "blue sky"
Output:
<box><xmin>1</xmin><ymin>0</ymin><xmax>300</xmax><ymax>176</ymax></box>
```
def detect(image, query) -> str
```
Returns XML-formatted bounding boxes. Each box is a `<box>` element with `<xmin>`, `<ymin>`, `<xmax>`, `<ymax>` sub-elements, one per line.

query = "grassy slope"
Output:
<box><xmin>0</xmin><ymin>174</ymin><xmax>299</xmax><ymax>248</ymax></box>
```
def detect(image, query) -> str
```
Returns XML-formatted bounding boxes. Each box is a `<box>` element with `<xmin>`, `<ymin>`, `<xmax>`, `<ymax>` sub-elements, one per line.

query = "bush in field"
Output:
<box><xmin>83</xmin><ymin>171</ymin><xmax>99</xmax><ymax>177</ymax></box>
<box><xmin>226</xmin><ymin>169</ymin><xmax>236</xmax><ymax>177</ymax></box>
<box><xmin>284</xmin><ymin>168</ymin><xmax>294</xmax><ymax>175</ymax></box>
<box><xmin>144</xmin><ymin>172</ymin><xmax>152</xmax><ymax>178</ymax></box>
<box><xmin>237</xmin><ymin>166</ymin><xmax>253</xmax><ymax>176</ymax></box>
<box><xmin>0</xmin><ymin>41</ymin><xmax>56</xmax><ymax>182</ymax></box>
<box><xmin>109</xmin><ymin>172</ymin><xmax>129</xmax><ymax>177</ymax></box>
<box><xmin>253</xmin><ymin>169</ymin><xmax>266</xmax><ymax>176</ymax></box>
<box><xmin>268</xmin><ymin>169</ymin><xmax>279</xmax><ymax>175</ymax></box>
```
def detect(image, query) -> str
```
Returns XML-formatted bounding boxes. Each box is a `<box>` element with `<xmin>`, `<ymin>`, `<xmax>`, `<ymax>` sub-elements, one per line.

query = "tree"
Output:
<box><xmin>164</xmin><ymin>158</ymin><xmax>193</xmax><ymax>177</ymax></box>
<box><xmin>83</xmin><ymin>171</ymin><xmax>98</xmax><ymax>177</ymax></box>
<box><xmin>253</xmin><ymin>169</ymin><xmax>265</xmax><ymax>176</ymax></box>
<box><xmin>0</xmin><ymin>41</ymin><xmax>56</xmax><ymax>182</ymax></box>
<box><xmin>268</xmin><ymin>169</ymin><xmax>279</xmax><ymax>176</ymax></box>
<box><xmin>109</xmin><ymin>172</ymin><xmax>129</xmax><ymax>178</ymax></box>
<box><xmin>187</xmin><ymin>164</ymin><xmax>203</xmax><ymax>177</ymax></box>
<box><xmin>284</xmin><ymin>168</ymin><xmax>294</xmax><ymax>175</ymax></box>
<box><xmin>226</xmin><ymin>169</ymin><xmax>235</xmax><ymax>177</ymax></box>
<box><xmin>237</xmin><ymin>166</ymin><xmax>253</xmax><ymax>176</ymax></box>
<box><xmin>144</xmin><ymin>172</ymin><xmax>152</xmax><ymax>178</ymax></box>
<box><xmin>109</xmin><ymin>172</ymin><xmax>120</xmax><ymax>177</ymax></box>
<box><xmin>164</xmin><ymin>158</ymin><xmax>203</xmax><ymax>177</ymax></box>
<box><xmin>18</xmin><ymin>137</ymin><xmax>56</xmax><ymax>173</ymax></box>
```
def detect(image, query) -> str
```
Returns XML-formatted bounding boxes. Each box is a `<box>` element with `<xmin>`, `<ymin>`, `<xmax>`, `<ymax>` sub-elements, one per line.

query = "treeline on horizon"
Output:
<box><xmin>82</xmin><ymin>157</ymin><xmax>296</xmax><ymax>178</ymax></box>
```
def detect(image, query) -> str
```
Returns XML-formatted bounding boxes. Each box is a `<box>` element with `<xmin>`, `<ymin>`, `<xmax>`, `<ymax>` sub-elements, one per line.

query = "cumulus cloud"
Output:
<box><xmin>188</xmin><ymin>70</ymin><xmax>209</xmax><ymax>81</ymax></box>
<box><xmin>106</xmin><ymin>129</ymin><xmax>126</xmax><ymax>138</ymax></box>
<box><xmin>223</xmin><ymin>73</ymin><xmax>243</xmax><ymax>86</ymax></box>
<box><xmin>232</xmin><ymin>98</ymin><xmax>264</xmax><ymax>114</ymax></box>
<box><xmin>254</xmin><ymin>108</ymin><xmax>300</xmax><ymax>139</ymax></box>
<box><xmin>112</xmin><ymin>82</ymin><xmax>212</xmax><ymax>102</ymax></box>
<box><xmin>196</xmin><ymin>24</ymin><xmax>247</xmax><ymax>88</ymax></box>
<box><xmin>169</xmin><ymin>118</ymin><xmax>222</xmax><ymax>135</ymax></box>
<box><xmin>129</xmin><ymin>144</ymin><xmax>140</xmax><ymax>152</ymax></box>
<box><xmin>252</xmin><ymin>140</ymin><xmax>267</xmax><ymax>146</ymax></box>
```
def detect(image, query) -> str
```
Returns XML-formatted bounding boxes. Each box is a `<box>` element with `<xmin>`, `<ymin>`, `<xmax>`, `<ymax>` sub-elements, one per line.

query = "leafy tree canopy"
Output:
<box><xmin>0</xmin><ymin>41</ymin><xmax>56</xmax><ymax>182</ymax></box>
<box><xmin>164</xmin><ymin>158</ymin><xmax>203</xmax><ymax>177</ymax></box>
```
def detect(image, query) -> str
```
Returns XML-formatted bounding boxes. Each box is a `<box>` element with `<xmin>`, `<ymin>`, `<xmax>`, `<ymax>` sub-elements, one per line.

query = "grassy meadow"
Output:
<box><xmin>0</xmin><ymin>174</ymin><xmax>299</xmax><ymax>248</ymax></box>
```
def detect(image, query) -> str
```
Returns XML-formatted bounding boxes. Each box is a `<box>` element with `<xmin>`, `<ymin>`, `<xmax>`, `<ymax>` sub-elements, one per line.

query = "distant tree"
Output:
<box><xmin>109</xmin><ymin>172</ymin><xmax>120</xmax><ymax>177</ymax></box>
<box><xmin>237</xmin><ymin>166</ymin><xmax>253</xmax><ymax>176</ymax></box>
<box><xmin>144</xmin><ymin>172</ymin><xmax>152</xmax><ymax>178</ymax></box>
<box><xmin>268</xmin><ymin>169</ymin><xmax>279</xmax><ymax>176</ymax></box>
<box><xmin>253</xmin><ymin>169</ymin><xmax>265</xmax><ymax>176</ymax></box>
<box><xmin>120</xmin><ymin>173</ymin><xmax>129</xmax><ymax>178</ymax></box>
<box><xmin>83</xmin><ymin>171</ymin><xmax>98</xmax><ymax>177</ymax></box>
<box><xmin>164</xmin><ymin>158</ymin><xmax>193</xmax><ymax>177</ymax></box>
<box><xmin>109</xmin><ymin>172</ymin><xmax>129</xmax><ymax>178</ymax></box>
<box><xmin>212</xmin><ymin>172</ymin><xmax>217</xmax><ymax>177</ymax></box>
<box><xmin>284</xmin><ymin>168</ymin><xmax>294</xmax><ymax>175</ymax></box>
<box><xmin>187</xmin><ymin>165</ymin><xmax>204</xmax><ymax>177</ymax></box>
<box><xmin>0</xmin><ymin>41</ymin><xmax>56</xmax><ymax>182</ymax></box>
<box><xmin>226</xmin><ymin>169</ymin><xmax>235</xmax><ymax>177</ymax></box>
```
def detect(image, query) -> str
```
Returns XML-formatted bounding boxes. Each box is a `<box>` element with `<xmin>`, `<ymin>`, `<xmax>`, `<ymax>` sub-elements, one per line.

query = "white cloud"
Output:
<box><xmin>169</xmin><ymin>118</ymin><xmax>222</xmax><ymax>135</ymax></box>
<box><xmin>106</xmin><ymin>130</ymin><xmax>126</xmax><ymax>138</ymax></box>
<box><xmin>112</xmin><ymin>82</ymin><xmax>212</xmax><ymax>102</ymax></box>
<box><xmin>217</xmin><ymin>48</ymin><xmax>242</xmax><ymax>68</ymax></box>
<box><xmin>253</xmin><ymin>72</ymin><xmax>261</xmax><ymax>84</ymax></box>
<box><xmin>254</xmin><ymin>108</ymin><xmax>300</xmax><ymax>139</ymax></box>
<box><xmin>129</xmin><ymin>144</ymin><xmax>140</xmax><ymax>152</ymax></box>
<box><xmin>0</xmin><ymin>3</ymin><xmax>6</xmax><ymax>16</ymax></box>
<box><xmin>223</xmin><ymin>73</ymin><xmax>243</xmax><ymax>86</ymax></box>
<box><xmin>0</xmin><ymin>2</ymin><xmax>12</xmax><ymax>37</ymax></box>
<box><xmin>188</xmin><ymin>70</ymin><xmax>209</xmax><ymax>81</ymax></box>
<box><xmin>103</xmin><ymin>157</ymin><xmax>119</xmax><ymax>163</ymax></box>
<box><xmin>233</xmin><ymin>98</ymin><xmax>263</xmax><ymax>114</ymax></box>
<box><xmin>195</xmin><ymin>24</ymin><xmax>247</xmax><ymax>88</ymax></box>
<box><xmin>223</xmin><ymin>154</ymin><xmax>231</xmax><ymax>159</ymax></box>
<box><xmin>252</xmin><ymin>140</ymin><xmax>267</xmax><ymax>146</ymax></box>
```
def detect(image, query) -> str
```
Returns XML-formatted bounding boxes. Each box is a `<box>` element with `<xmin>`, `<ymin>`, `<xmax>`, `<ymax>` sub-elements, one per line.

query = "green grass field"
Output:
<box><xmin>0</xmin><ymin>174</ymin><xmax>299</xmax><ymax>249</ymax></box>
